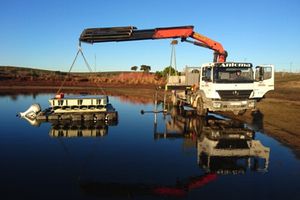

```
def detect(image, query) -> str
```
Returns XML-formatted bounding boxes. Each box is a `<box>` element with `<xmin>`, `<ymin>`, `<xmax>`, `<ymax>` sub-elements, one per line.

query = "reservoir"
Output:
<box><xmin>0</xmin><ymin>93</ymin><xmax>299</xmax><ymax>199</ymax></box>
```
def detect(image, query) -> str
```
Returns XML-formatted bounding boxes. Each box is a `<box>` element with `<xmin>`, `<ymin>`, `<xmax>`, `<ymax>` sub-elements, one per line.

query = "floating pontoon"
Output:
<box><xmin>19</xmin><ymin>95</ymin><xmax>118</xmax><ymax>123</ymax></box>
<box><xmin>49</xmin><ymin>95</ymin><xmax>109</xmax><ymax>114</ymax></box>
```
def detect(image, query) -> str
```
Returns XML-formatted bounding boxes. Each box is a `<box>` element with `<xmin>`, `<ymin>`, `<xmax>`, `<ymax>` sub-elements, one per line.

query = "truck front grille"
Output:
<box><xmin>217</xmin><ymin>90</ymin><xmax>252</xmax><ymax>100</ymax></box>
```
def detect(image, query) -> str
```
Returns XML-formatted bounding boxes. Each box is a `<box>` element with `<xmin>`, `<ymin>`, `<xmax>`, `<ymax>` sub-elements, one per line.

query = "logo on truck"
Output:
<box><xmin>220</xmin><ymin>63</ymin><xmax>252</xmax><ymax>67</ymax></box>
<box><xmin>232</xmin><ymin>90</ymin><xmax>239</xmax><ymax>96</ymax></box>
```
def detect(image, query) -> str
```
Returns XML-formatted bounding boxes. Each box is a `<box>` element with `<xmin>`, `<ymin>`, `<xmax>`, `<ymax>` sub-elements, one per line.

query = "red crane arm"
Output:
<box><xmin>79</xmin><ymin>25</ymin><xmax>227</xmax><ymax>62</ymax></box>
<box><xmin>190</xmin><ymin>32</ymin><xmax>227</xmax><ymax>62</ymax></box>
<box><xmin>152</xmin><ymin>26</ymin><xmax>194</xmax><ymax>38</ymax></box>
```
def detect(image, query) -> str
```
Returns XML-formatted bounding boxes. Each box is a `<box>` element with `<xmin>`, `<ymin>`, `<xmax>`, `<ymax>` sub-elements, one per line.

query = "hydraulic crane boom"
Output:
<box><xmin>79</xmin><ymin>25</ymin><xmax>227</xmax><ymax>62</ymax></box>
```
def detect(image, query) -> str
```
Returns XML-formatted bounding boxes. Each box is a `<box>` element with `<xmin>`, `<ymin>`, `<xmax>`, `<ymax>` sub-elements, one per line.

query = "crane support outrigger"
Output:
<box><xmin>79</xmin><ymin>25</ymin><xmax>274</xmax><ymax>116</ymax></box>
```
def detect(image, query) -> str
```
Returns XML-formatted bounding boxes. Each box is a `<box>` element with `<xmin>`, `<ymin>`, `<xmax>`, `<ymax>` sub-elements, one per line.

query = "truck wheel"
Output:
<box><xmin>196</xmin><ymin>98</ymin><xmax>207</xmax><ymax>117</ymax></box>
<box><xmin>194</xmin><ymin>116</ymin><xmax>206</xmax><ymax>135</ymax></box>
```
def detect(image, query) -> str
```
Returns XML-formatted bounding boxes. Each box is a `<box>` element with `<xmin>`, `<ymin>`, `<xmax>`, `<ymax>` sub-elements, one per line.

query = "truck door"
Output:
<box><xmin>253</xmin><ymin>65</ymin><xmax>274</xmax><ymax>98</ymax></box>
<box><xmin>199</xmin><ymin>66</ymin><xmax>213</xmax><ymax>96</ymax></box>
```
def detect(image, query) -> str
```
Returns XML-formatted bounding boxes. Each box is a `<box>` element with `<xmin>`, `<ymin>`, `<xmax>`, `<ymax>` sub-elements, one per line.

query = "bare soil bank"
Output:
<box><xmin>223</xmin><ymin>98</ymin><xmax>300</xmax><ymax>158</ymax></box>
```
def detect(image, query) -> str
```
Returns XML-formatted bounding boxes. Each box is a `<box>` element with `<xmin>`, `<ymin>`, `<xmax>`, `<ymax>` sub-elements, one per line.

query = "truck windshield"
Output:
<box><xmin>214</xmin><ymin>67</ymin><xmax>253</xmax><ymax>83</ymax></box>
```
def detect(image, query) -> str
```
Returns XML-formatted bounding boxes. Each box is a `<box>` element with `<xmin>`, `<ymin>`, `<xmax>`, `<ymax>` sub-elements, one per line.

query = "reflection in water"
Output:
<box><xmin>49</xmin><ymin>120</ymin><xmax>112</xmax><ymax>138</ymax></box>
<box><xmin>22</xmin><ymin>116</ymin><xmax>42</xmax><ymax>126</ymax></box>
<box><xmin>23</xmin><ymin>118</ymin><xmax>117</xmax><ymax>137</ymax></box>
<box><xmin>80</xmin><ymin>173</ymin><xmax>217</xmax><ymax>198</ymax></box>
<box><xmin>154</xmin><ymin>107</ymin><xmax>270</xmax><ymax>174</ymax></box>
<box><xmin>19</xmin><ymin>99</ymin><xmax>270</xmax><ymax>198</ymax></box>
<box><xmin>1</xmin><ymin>89</ymin><xmax>160</xmax><ymax>105</ymax></box>
<box><xmin>251</xmin><ymin>109</ymin><xmax>264</xmax><ymax>131</ymax></box>
<box><xmin>0</xmin><ymin>92</ymin><xmax>44</xmax><ymax>101</ymax></box>
<box><xmin>79</xmin><ymin>107</ymin><xmax>270</xmax><ymax>198</ymax></box>
<box><xmin>198</xmin><ymin>117</ymin><xmax>269</xmax><ymax>174</ymax></box>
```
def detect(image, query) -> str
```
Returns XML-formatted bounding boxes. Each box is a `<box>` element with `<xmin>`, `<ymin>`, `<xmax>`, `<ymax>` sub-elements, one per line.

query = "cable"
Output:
<box><xmin>56</xmin><ymin>47</ymin><xmax>106</xmax><ymax>95</ymax></box>
<box><xmin>56</xmin><ymin>48</ymin><xmax>80</xmax><ymax>94</ymax></box>
<box><xmin>79</xmin><ymin>48</ymin><xmax>106</xmax><ymax>95</ymax></box>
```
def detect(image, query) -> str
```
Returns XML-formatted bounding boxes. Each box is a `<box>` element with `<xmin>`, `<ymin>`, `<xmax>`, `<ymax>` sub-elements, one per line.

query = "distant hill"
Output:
<box><xmin>0</xmin><ymin>66</ymin><xmax>166</xmax><ymax>89</ymax></box>
<box><xmin>1</xmin><ymin>66</ymin><xmax>300</xmax><ymax>102</ymax></box>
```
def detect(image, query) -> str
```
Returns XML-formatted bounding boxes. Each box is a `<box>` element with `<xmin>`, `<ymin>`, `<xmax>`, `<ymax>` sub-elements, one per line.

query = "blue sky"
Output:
<box><xmin>0</xmin><ymin>0</ymin><xmax>299</xmax><ymax>72</ymax></box>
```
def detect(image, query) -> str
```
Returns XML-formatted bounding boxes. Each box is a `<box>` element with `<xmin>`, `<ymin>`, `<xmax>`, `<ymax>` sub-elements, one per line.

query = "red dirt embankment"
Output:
<box><xmin>0</xmin><ymin>66</ymin><xmax>165</xmax><ymax>89</ymax></box>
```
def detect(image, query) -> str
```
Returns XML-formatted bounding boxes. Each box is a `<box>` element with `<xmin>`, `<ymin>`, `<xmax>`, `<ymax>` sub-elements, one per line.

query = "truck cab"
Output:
<box><xmin>167</xmin><ymin>62</ymin><xmax>274</xmax><ymax>116</ymax></box>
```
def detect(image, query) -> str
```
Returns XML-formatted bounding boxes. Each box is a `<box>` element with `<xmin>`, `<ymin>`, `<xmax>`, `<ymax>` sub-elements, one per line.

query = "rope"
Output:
<box><xmin>56</xmin><ymin>47</ymin><xmax>106</xmax><ymax>95</ymax></box>
<box><xmin>79</xmin><ymin>48</ymin><xmax>94</xmax><ymax>72</ymax></box>
<box><xmin>56</xmin><ymin>49</ymin><xmax>80</xmax><ymax>94</ymax></box>
<box><xmin>79</xmin><ymin>48</ymin><xmax>106</xmax><ymax>95</ymax></box>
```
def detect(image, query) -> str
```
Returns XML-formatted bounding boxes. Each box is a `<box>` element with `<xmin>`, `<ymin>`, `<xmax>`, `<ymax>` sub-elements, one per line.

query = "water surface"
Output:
<box><xmin>0</xmin><ymin>94</ymin><xmax>299</xmax><ymax>199</ymax></box>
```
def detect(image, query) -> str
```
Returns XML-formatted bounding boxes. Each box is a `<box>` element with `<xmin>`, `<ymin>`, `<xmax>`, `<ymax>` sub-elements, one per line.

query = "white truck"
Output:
<box><xmin>167</xmin><ymin>62</ymin><xmax>274</xmax><ymax>116</ymax></box>
<box><xmin>78</xmin><ymin>25</ymin><xmax>274</xmax><ymax>116</ymax></box>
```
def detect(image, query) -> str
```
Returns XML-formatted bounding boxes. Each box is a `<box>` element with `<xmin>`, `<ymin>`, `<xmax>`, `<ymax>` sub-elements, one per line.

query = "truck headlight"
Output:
<box><xmin>213</xmin><ymin>102</ymin><xmax>222</xmax><ymax>108</ymax></box>
<box><xmin>212</xmin><ymin>130</ymin><xmax>220</xmax><ymax>138</ymax></box>
<box><xmin>248</xmin><ymin>101</ymin><xmax>255</xmax><ymax>108</ymax></box>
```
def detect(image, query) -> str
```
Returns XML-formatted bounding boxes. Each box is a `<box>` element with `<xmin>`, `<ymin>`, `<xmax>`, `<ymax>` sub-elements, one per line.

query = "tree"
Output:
<box><xmin>131</xmin><ymin>66</ymin><xmax>138</xmax><ymax>71</ymax></box>
<box><xmin>140</xmin><ymin>65</ymin><xmax>151</xmax><ymax>72</ymax></box>
<box><xmin>154</xmin><ymin>71</ymin><xmax>163</xmax><ymax>80</ymax></box>
<box><xmin>162</xmin><ymin>66</ymin><xmax>177</xmax><ymax>77</ymax></box>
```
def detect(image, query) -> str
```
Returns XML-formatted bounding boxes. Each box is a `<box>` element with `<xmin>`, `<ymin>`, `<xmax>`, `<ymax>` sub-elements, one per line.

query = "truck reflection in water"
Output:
<box><xmin>198</xmin><ymin>117</ymin><xmax>269</xmax><ymax>174</ymax></box>
<box><xmin>154</xmin><ymin>107</ymin><xmax>270</xmax><ymax>174</ymax></box>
